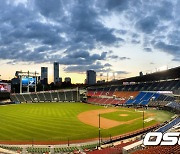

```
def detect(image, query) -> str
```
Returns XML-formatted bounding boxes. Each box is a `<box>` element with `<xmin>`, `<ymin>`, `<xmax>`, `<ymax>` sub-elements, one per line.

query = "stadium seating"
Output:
<box><xmin>37</xmin><ymin>92</ymin><xmax>46</xmax><ymax>102</ymax></box>
<box><xmin>44</xmin><ymin>92</ymin><xmax>52</xmax><ymax>101</ymax></box>
<box><xmin>0</xmin><ymin>145</ymin><xmax>22</xmax><ymax>153</ymax></box>
<box><xmin>88</xmin><ymin>80</ymin><xmax>180</xmax><ymax>92</ymax></box>
<box><xmin>26</xmin><ymin>147</ymin><xmax>50</xmax><ymax>153</ymax></box>
<box><xmin>87</xmin><ymin>140</ymin><xmax>137</xmax><ymax>154</ymax></box>
<box><xmin>23</xmin><ymin>93</ymin><xmax>32</xmax><ymax>102</ymax></box>
<box><xmin>54</xmin><ymin>147</ymin><xmax>79</xmax><ymax>153</ymax></box>
<box><xmin>148</xmin><ymin>101</ymin><xmax>170</xmax><ymax>107</ymax></box>
<box><xmin>10</xmin><ymin>89</ymin><xmax>80</xmax><ymax>103</ymax></box>
<box><xmin>87</xmin><ymin>91</ymin><xmax>172</xmax><ymax>106</ymax></box>
<box><xmin>81</xmin><ymin>144</ymin><xmax>98</xmax><ymax>151</ymax></box>
<box><xmin>15</xmin><ymin>94</ymin><xmax>26</xmax><ymax>102</ymax></box>
<box><xmin>166</xmin><ymin>102</ymin><xmax>180</xmax><ymax>111</ymax></box>
<box><xmin>157</xmin><ymin>117</ymin><xmax>180</xmax><ymax>133</ymax></box>
<box><xmin>72</xmin><ymin>91</ymin><xmax>78</xmax><ymax>101</ymax></box>
<box><xmin>30</xmin><ymin>93</ymin><xmax>39</xmax><ymax>102</ymax></box>
<box><xmin>124</xmin><ymin>92</ymin><xmax>159</xmax><ymax>105</ymax></box>
<box><xmin>87</xmin><ymin>79</ymin><xmax>178</xmax><ymax>107</ymax></box>
<box><xmin>132</xmin><ymin>144</ymin><xmax>180</xmax><ymax>154</ymax></box>
<box><xmin>10</xmin><ymin>94</ymin><xmax>19</xmax><ymax>102</ymax></box>
<box><xmin>51</xmin><ymin>91</ymin><xmax>59</xmax><ymax>101</ymax></box>
<box><xmin>87</xmin><ymin>91</ymin><xmax>95</xmax><ymax>96</ymax></box>
<box><xmin>65</xmin><ymin>91</ymin><xmax>73</xmax><ymax>101</ymax></box>
<box><xmin>58</xmin><ymin>91</ymin><xmax>66</xmax><ymax>101</ymax></box>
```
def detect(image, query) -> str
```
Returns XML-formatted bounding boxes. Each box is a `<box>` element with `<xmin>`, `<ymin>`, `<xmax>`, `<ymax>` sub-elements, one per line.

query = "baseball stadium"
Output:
<box><xmin>0</xmin><ymin>66</ymin><xmax>179</xmax><ymax>154</ymax></box>
<box><xmin>1</xmin><ymin>0</ymin><xmax>180</xmax><ymax>153</ymax></box>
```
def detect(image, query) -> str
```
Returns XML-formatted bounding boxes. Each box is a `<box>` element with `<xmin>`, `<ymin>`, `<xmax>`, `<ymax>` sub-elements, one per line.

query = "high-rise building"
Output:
<box><xmin>86</xmin><ymin>70</ymin><xmax>96</xmax><ymax>85</ymax></box>
<box><xmin>54</xmin><ymin>62</ymin><xmax>59</xmax><ymax>84</ymax></box>
<box><xmin>41</xmin><ymin>67</ymin><xmax>48</xmax><ymax>84</ymax></box>
<box><xmin>64</xmin><ymin>77</ymin><xmax>71</xmax><ymax>83</ymax></box>
<box><xmin>139</xmin><ymin>71</ymin><xmax>143</xmax><ymax>76</ymax></box>
<box><xmin>59</xmin><ymin>77</ymin><xmax>62</xmax><ymax>83</ymax></box>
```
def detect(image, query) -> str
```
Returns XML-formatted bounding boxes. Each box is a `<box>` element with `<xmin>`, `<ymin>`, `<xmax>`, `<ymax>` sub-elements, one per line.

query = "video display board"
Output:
<box><xmin>22</xmin><ymin>77</ymin><xmax>36</xmax><ymax>87</ymax></box>
<box><xmin>0</xmin><ymin>83</ymin><xmax>11</xmax><ymax>92</ymax></box>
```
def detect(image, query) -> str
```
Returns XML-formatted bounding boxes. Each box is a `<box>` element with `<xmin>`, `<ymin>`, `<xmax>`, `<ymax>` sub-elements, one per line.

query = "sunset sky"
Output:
<box><xmin>0</xmin><ymin>0</ymin><xmax>179</xmax><ymax>83</ymax></box>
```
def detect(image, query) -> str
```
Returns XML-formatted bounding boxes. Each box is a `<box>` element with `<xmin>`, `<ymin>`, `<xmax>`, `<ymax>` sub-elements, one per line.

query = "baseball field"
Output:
<box><xmin>0</xmin><ymin>103</ymin><xmax>174</xmax><ymax>143</ymax></box>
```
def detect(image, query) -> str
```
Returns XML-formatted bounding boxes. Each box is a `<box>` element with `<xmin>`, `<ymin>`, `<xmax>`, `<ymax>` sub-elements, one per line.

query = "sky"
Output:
<box><xmin>0</xmin><ymin>0</ymin><xmax>180</xmax><ymax>83</ymax></box>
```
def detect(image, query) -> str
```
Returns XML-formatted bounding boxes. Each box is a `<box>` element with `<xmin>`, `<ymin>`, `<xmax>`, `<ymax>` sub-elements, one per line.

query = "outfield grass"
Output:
<box><xmin>0</xmin><ymin>103</ymin><xmax>174</xmax><ymax>142</ymax></box>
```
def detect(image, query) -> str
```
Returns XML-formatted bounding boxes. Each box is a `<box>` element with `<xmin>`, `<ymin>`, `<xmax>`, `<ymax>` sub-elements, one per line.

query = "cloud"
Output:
<box><xmin>144</xmin><ymin>48</ymin><xmax>152</xmax><ymax>52</ymax></box>
<box><xmin>154</xmin><ymin>41</ymin><xmax>180</xmax><ymax>61</ymax></box>
<box><xmin>34</xmin><ymin>0</ymin><xmax>63</xmax><ymax>18</ymax></box>
<box><xmin>115</xmin><ymin>70</ymin><xmax>129</xmax><ymax>75</ymax></box>
<box><xmin>101</xmin><ymin>0</ymin><xmax>129</xmax><ymax>12</ymax></box>
<box><xmin>0</xmin><ymin>0</ymin><xmax>124</xmax><ymax>70</ymax></box>
<box><xmin>64</xmin><ymin>61</ymin><xmax>129</xmax><ymax>74</ymax></box>
<box><xmin>154</xmin><ymin>1</ymin><xmax>174</xmax><ymax>20</ymax></box>
<box><xmin>54</xmin><ymin>51</ymin><xmax>110</xmax><ymax>66</ymax></box>
<box><xmin>172</xmin><ymin>57</ymin><xmax>180</xmax><ymax>62</ymax></box>
<box><xmin>104</xmin><ymin>63</ymin><xmax>112</xmax><ymax>67</ymax></box>
<box><xmin>119</xmin><ymin>57</ymin><xmax>131</xmax><ymax>60</ymax></box>
<box><xmin>136</xmin><ymin>16</ymin><xmax>159</xmax><ymax>34</ymax></box>
<box><xmin>168</xmin><ymin>30</ymin><xmax>180</xmax><ymax>45</ymax></box>
<box><xmin>0</xmin><ymin>0</ymin><xmax>179</xmax><ymax>74</ymax></box>
<box><xmin>131</xmin><ymin>39</ymin><xmax>140</xmax><ymax>44</ymax></box>
<box><xmin>108</xmin><ymin>54</ymin><xmax>130</xmax><ymax>60</ymax></box>
<box><xmin>64</xmin><ymin>62</ymin><xmax>112</xmax><ymax>73</ymax></box>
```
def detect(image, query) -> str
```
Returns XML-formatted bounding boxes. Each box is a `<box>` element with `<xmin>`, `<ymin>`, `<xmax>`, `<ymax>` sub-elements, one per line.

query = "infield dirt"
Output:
<box><xmin>78</xmin><ymin>108</ymin><xmax>155</xmax><ymax>129</ymax></box>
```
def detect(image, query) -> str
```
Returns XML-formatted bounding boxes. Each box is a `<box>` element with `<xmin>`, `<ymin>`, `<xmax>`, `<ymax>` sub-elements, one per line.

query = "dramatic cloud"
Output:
<box><xmin>64</xmin><ymin>62</ymin><xmax>112</xmax><ymax>73</ymax></box>
<box><xmin>136</xmin><ymin>16</ymin><xmax>159</xmax><ymax>34</ymax></box>
<box><xmin>0</xmin><ymin>0</ymin><xmax>179</xmax><ymax>75</ymax></box>
<box><xmin>154</xmin><ymin>41</ymin><xmax>180</xmax><ymax>61</ymax></box>
<box><xmin>56</xmin><ymin>51</ymin><xmax>109</xmax><ymax>65</ymax></box>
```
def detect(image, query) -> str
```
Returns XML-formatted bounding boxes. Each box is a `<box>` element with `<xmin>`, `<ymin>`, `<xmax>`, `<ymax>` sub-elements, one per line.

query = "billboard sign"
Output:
<box><xmin>22</xmin><ymin>77</ymin><xmax>36</xmax><ymax>87</ymax></box>
<box><xmin>0</xmin><ymin>83</ymin><xmax>11</xmax><ymax>92</ymax></box>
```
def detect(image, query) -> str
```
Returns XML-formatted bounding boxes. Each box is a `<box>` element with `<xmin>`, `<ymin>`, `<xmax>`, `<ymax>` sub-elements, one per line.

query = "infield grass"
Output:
<box><xmin>0</xmin><ymin>103</ymin><xmax>174</xmax><ymax>142</ymax></box>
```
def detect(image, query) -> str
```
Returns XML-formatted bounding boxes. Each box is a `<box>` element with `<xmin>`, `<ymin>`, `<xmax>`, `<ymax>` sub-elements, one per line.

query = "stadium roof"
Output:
<box><xmin>93</xmin><ymin>66</ymin><xmax>180</xmax><ymax>86</ymax></box>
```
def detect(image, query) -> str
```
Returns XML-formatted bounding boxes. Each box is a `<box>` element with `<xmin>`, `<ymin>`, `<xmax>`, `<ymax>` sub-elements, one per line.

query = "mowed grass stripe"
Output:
<box><xmin>0</xmin><ymin>111</ymin><xmax>94</xmax><ymax>137</ymax></box>
<box><xmin>0</xmin><ymin>118</ymin><xmax>65</xmax><ymax>139</ymax></box>
<box><xmin>0</xmin><ymin>103</ymin><xmax>100</xmax><ymax>141</ymax></box>
<box><xmin>0</xmin><ymin>116</ymin><xmax>94</xmax><ymax>140</ymax></box>
<box><xmin>1</xmin><ymin>113</ymin><xmax>85</xmax><ymax>128</ymax></box>
<box><xmin>0</xmin><ymin>103</ymin><xmax>173</xmax><ymax>141</ymax></box>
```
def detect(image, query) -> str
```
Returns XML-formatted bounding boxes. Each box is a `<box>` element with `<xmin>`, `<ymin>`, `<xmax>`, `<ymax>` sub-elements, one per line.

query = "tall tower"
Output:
<box><xmin>86</xmin><ymin>70</ymin><xmax>96</xmax><ymax>85</ymax></box>
<box><xmin>41</xmin><ymin>67</ymin><xmax>48</xmax><ymax>84</ymax></box>
<box><xmin>54</xmin><ymin>62</ymin><xmax>59</xmax><ymax>84</ymax></box>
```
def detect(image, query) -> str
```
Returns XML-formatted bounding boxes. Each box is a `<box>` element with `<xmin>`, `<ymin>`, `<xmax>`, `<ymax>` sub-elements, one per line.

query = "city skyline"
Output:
<box><xmin>0</xmin><ymin>0</ymin><xmax>180</xmax><ymax>83</ymax></box>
